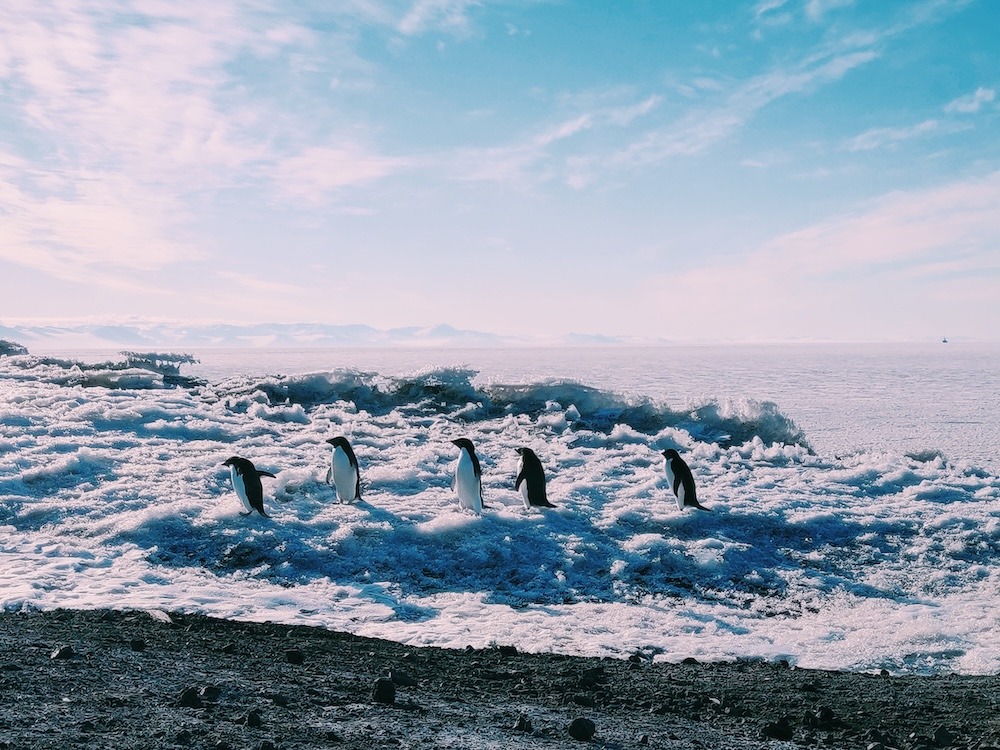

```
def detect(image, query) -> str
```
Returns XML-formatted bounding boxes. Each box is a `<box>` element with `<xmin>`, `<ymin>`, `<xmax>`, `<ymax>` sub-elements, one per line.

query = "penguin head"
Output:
<box><xmin>223</xmin><ymin>456</ymin><xmax>252</xmax><ymax>469</ymax></box>
<box><xmin>326</xmin><ymin>436</ymin><xmax>350</xmax><ymax>449</ymax></box>
<box><xmin>661</xmin><ymin>448</ymin><xmax>680</xmax><ymax>460</ymax></box>
<box><xmin>451</xmin><ymin>438</ymin><xmax>476</xmax><ymax>454</ymax></box>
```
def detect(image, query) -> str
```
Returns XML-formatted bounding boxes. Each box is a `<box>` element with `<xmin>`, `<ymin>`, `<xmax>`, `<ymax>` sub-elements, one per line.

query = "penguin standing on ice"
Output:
<box><xmin>515</xmin><ymin>447</ymin><xmax>555</xmax><ymax>509</ymax></box>
<box><xmin>223</xmin><ymin>456</ymin><xmax>277</xmax><ymax>518</ymax></box>
<box><xmin>451</xmin><ymin>438</ymin><xmax>484</xmax><ymax>514</ymax></box>
<box><xmin>326</xmin><ymin>436</ymin><xmax>361</xmax><ymax>503</ymax></box>
<box><xmin>661</xmin><ymin>449</ymin><xmax>710</xmax><ymax>511</ymax></box>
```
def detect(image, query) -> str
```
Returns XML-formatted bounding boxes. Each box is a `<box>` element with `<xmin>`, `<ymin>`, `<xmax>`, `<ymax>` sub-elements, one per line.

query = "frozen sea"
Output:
<box><xmin>2</xmin><ymin>343</ymin><xmax>999</xmax><ymax>675</ymax></box>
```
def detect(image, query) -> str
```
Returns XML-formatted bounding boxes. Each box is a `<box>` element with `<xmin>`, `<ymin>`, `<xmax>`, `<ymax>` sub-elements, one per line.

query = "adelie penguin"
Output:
<box><xmin>661</xmin><ymin>448</ymin><xmax>710</xmax><ymax>511</ymax></box>
<box><xmin>451</xmin><ymin>438</ymin><xmax>484</xmax><ymax>514</ymax></box>
<box><xmin>326</xmin><ymin>436</ymin><xmax>361</xmax><ymax>503</ymax></box>
<box><xmin>515</xmin><ymin>447</ymin><xmax>555</xmax><ymax>510</ymax></box>
<box><xmin>223</xmin><ymin>456</ymin><xmax>277</xmax><ymax>518</ymax></box>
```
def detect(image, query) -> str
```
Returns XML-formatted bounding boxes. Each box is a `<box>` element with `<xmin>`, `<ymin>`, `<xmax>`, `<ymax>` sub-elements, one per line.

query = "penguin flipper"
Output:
<box><xmin>257</xmin><ymin>470</ymin><xmax>277</xmax><ymax>479</ymax></box>
<box><xmin>239</xmin><ymin>511</ymin><xmax>252</xmax><ymax>516</ymax></box>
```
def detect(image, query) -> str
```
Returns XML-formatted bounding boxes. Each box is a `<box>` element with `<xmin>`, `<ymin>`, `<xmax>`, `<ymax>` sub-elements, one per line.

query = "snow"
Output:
<box><xmin>1</xmin><ymin>343</ymin><xmax>999</xmax><ymax>675</ymax></box>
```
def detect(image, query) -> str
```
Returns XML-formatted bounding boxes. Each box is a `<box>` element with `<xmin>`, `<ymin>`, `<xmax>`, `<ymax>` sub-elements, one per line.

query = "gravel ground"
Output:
<box><xmin>2</xmin><ymin>609</ymin><xmax>1000</xmax><ymax>749</ymax></box>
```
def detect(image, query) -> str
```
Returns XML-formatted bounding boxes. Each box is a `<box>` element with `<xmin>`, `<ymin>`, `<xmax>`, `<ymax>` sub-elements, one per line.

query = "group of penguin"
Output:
<box><xmin>223</xmin><ymin>437</ymin><xmax>709</xmax><ymax>519</ymax></box>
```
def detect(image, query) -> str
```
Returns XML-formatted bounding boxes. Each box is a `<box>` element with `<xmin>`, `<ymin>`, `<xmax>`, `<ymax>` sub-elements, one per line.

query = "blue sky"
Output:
<box><xmin>1</xmin><ymin>0</ymin><xmax>998</xmax><ymax>342</ymax></box>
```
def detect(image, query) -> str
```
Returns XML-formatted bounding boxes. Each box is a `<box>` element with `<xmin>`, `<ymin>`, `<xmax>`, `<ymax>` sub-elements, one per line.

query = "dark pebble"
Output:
<box><xmin>176</xmin><ymin>687</ymin><xmax>203</xmax><ymax>708</ymax></box>
<box><xmin>257</xmin><ymin>741</ymin><xmax>277</xmax><ymax>750</ymax></box>
<box><xmin>933</xmin><ymin>727</ymin><xmax>957</xmax><ymax>747</ymax></box>
<box><xmin>568</xmin><ymin>717</ymin><xmax>596</xmax><ymax>741</ymax></box>
<box><xmin>497</xmin><ymin>645</ymin><xmax>518</xmax><ymax>656</ymax></box>
<box><xmin>243</xmin><ymin>709</ymin><xmax>264</xmax><ymax>728</ymax></box>
<box><xmin>583</xmin><ymin>666</ymin><xmax>605</xmax><ymax>681</ymax></box>
<box><xmin>389</xmin><ymin>669</ymin><xmax>417</xmax><ymax>687</ymax></box>
<box><xmin>762</xmin><ymin>716</ymin><xmax>794</xmax><ymax>741</ymax></box>
<box><xmin>220</xmin><ymin>642</ymin><xmax>237</xmax><ymax>655</ymax></box>
<box><xmin>372</xmin><ymin>677</ymin><xmax>396</xmax><ymax>705</ymax></box>
<box><xmin>50</xmin><ymin>645</ymin><xmax>74</xmax><ymax>660</ymax></box>
<box><xmin>129</xmin><ymin>639</ymin><xmax>146</xmax><ymax>652</ymax></box>
<box><xmin>199</xmin><ymin>685</ymin><xmax>222</xmax><ymax>702</ymax></box>
<box><xmin>284</xmin><ymin>649</ymin><xmax>304</xmax><ymax>665</ymax></box>
<box><xmin>513</xmin><ymin>715</ymin><xmax>533</xmax><ymax>733</ymax></box>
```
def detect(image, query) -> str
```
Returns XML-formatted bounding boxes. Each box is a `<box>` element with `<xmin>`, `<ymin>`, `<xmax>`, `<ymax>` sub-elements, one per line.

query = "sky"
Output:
<box><xmin>0</xmin><ymin>0</ymin><xmax>998</xmax><ymax>343</ymax></box>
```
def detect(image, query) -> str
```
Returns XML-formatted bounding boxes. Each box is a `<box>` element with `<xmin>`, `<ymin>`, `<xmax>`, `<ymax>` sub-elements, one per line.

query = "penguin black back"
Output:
<box><xmin>223</xmin><ymin>456</ymin><xmax>276</xmax><ymax>517</ymax></box>
<box><xmin>515</xmin><ymin>447</ymin><xmax>555</xmax><ymax>508</ymax></box>
<box><xmin>661</xmin><ymin>448</ymin><xmax>708</xmax><ymax>511</ymax></box>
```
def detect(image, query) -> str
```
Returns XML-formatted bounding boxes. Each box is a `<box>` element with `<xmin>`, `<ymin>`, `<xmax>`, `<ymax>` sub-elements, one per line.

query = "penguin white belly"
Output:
<box><xmin>230</xmin><ymin>467</ymin><xmax>253</xmax><ymax>513</ymax></box>
<box><xmin>454</xmin><ymin>453</ymin><xmax>482</xmax><ymax>513</ymax></box>
<box><xmin>331</xmin><ymin>447</ymin><xmax>358</xmax><ymax>503</ymax></box>
<box><xmin>517</xmin><ymin>458</ymin><xmax>532</xmax><ymax>509</ymax></box>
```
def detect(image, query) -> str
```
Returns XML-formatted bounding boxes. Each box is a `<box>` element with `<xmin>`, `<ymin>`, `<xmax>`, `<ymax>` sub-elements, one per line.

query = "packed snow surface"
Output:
<box><xmin>1</xmin><ymin>344</ymin><xmax>998</xmax><ymax>675</ymax></box>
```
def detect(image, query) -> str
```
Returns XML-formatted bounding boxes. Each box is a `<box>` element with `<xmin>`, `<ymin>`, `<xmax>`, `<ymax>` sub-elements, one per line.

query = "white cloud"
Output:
<box><xmin>272</xmin><ymin>146</ymin><xmax>414</xmax><ymax>204</ymax></box>
<box><xmin>612</xmin><ymin>49</ymin><xmax>878</xmax><ymax>167</ymax></box>
<box><xmin>805</xmin><ymin>0</ymin><xmax>855</xmax><ymax>23</ymax></box>
<box><xmin>843</xmin><ymin>119</ymin><xmax>939</xmax><ymax>151</ymax></box>
<box><xmin>754</xmin><ymin>0</ymin><xmax>791</xmax><ymax>18</ymax></box>
<box><xmin>609</xmin><ymin>95</ymin><xmax>662</xmax><ymax>126</ymax></box>
<box><xmin>0</xmin><ymin>152</ymin><xmax>199</xmax><ymax>288</ymax></box>
<box><xmin>398</xmin><ymin>0</ymin><xmax>482</xmax><ymax>35</ymax></box>
<box><xmin>944</xmin><ymin>87</ymin><xmax>996</xmax><ymax>114</ymax></box>
<box><xmin>640</xmin><ymin>172</ymin><xmax>1000</xmax><ymax>340</ymax></box>
<box><xmin>533</xmin><ymin>115</ymin><xmax>593</xmax><ymax>147</ymax></box>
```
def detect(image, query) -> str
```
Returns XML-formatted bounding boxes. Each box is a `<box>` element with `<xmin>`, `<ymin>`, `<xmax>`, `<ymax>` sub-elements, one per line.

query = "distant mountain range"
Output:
<box><xmin>0</xmin><ymin>321</ymin><xmax>655</xmax><ymax>351</ymax></box>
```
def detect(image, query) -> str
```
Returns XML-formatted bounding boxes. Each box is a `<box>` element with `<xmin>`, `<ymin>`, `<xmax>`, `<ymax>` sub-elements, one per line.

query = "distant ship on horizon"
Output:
<box><xmin>942</xmin><ymin>336</ymin><xmax>949</xmax><ymax>343</ymax></box>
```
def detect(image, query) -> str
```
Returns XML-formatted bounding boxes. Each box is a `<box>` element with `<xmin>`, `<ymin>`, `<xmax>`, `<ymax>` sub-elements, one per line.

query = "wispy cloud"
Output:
<box><xmin>611</xmin><ymin>49</ymin><xmax>878</xmax><ymax>168</ymax></box>
<box><xmin>398</xmin><ymin>0</ymin><xmax>482</xmax><ymax>35</ymax></box>
<box><xmin>272</xmin><ymin>146</ymin><xmax>415</xmax><ymax>204</ymax></box>
<box><xmin>844</xmin><ymin>119</ymin><xmax>939</xmax><ymax>151</ymax></box>
<box><xmin>945</xmin><ymin>86</ymin><xmax>996</xmax><ymax>114</ymax></box>
<box><xmin>446</xmin><ymin>97</ymin><xmax>657</xmax><ymax>187</ymax></box>
<box><xmin>764</xmin><ymin>171</ymin><xmax>1000</xmax><ymax>274</ymax></box>
<box><xmin>0</xmin><ymin>1</ymin><xmax>265</xmax><ymax>289</ymax></box>
<box><xmin>754</xmin><ymin>0</ymin><xmax>791</xmax><ymax>18</ymax></box>
<box><xmin>805</xmin><ymin>0</ymin><xmax>855</xmax><ymax>23</ymax></box>
<box><xmin>640</xmin><ymin>172</ymin><xmax>1000</xmax><ymax>339</ymax></box>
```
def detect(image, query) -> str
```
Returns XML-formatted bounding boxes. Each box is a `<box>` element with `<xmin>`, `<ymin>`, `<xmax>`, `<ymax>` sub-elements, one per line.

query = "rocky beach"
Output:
<box><xmin>1</xmin><ymin>609</ymin><xmax>998</xmax><ymax>749</ymax></box>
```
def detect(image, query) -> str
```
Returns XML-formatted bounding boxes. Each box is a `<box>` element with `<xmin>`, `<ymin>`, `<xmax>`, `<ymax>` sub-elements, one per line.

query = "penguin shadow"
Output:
<box><xmin>351</xmin><ymin>498</ymin><xmax>406</xmax><ymax>526</ymax></box>
<box><xmin>356</xmin><ymin>583</ymin><xmax>438</xmax><ymax>623</ymax></box>
<box><xmin>627</xmin><ymin>502</ymin><xmax>929</xmax><ymax>603</ymax></box>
